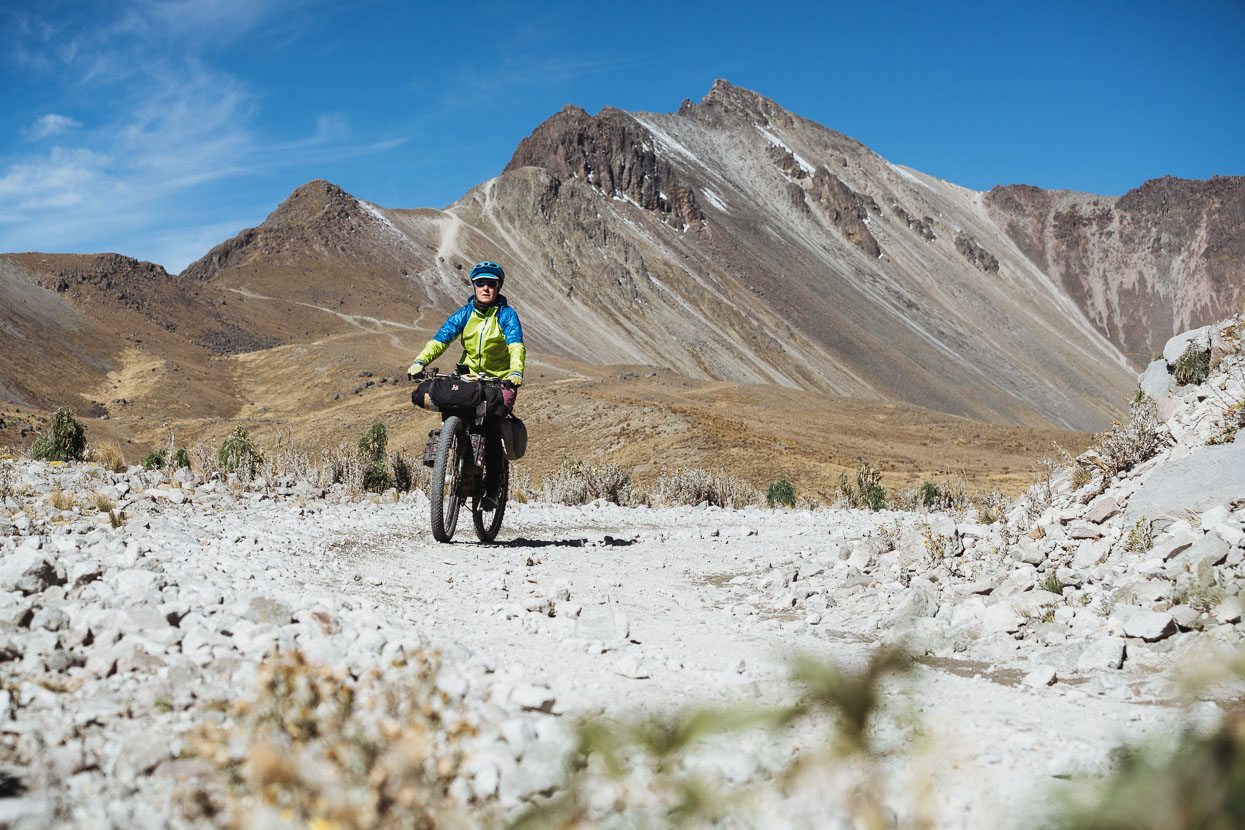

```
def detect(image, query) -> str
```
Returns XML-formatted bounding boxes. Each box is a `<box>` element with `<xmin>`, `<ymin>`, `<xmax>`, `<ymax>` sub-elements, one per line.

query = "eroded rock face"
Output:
<box><xmin>984</xmin><ymin>176</ymin><xmax>1245</xmax><ymax>367</ymax></box>
<box><xmin>810</xmin><ymin>167</ymin><xmax>881</xmax><ymax>258</ymax></box>
<box><xmin>954</xmin><ymin>234</ymin><xmax>999</xmax><ymax>274</ymax></box>
<box><xmin>505</xmin><ymin>106</ymin><xmax>705</xmax><ymax>230</ymax></box>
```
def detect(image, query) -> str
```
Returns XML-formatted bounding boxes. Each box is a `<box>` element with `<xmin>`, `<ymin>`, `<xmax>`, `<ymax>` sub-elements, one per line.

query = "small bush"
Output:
<box><xmin>1070</xmin><ymin>462</ymin><xmax>1093</xmax><ymax>490</ymax></box>
<box><xmin>31</xmin><ymin>407</ymin><xmax>86</xmax><ymax>462</ymax></box>
<box><xmin>142</xmin><ymin>448</ymin><xmax>167</xmax><ymax>470</ymax></box>
<box><xmin>1039</xmin><ymin>568</ymin><xmax>1062</xmax><ymax>595</ymax></box>
<box><xmin>655</xmin><ymin>467</ymin><xmax>759</xmax><ymax>509</ymax></box>
<box><xmin>976</xmin><ymin>489</ymin><xmax>1009</xmax><ymax>525</ymax></box>
<box><xmin>1171</xmin><ymin>343</ymin><xmax>1210</xmax><ymax>386</ymax></box>
<box><xmin>92</xmin><ymin>493</ymin><xmax>116</xmax><ymax>513</ymax></box>
<box><xmin>391</xmin><ymin>450</ymin><xmax>414</xmax><ymax>493</ymax></box>
<box><xmin>838</xmin><ymin>459</ymin><xmax>886</xmax><ymax>511</ymax></box>
<box><xmin>765</xmin><ymin>477</ymin><xmax>796</xmax><ymax>508</ymax></box>
<box><xmin>171</xmin><ymin>446</ymin><xmax>191</xmax><ymax>470</ymax></box>
<box><xmin>0</xmin><ymin>463</ymin><xmax>14</xmax><ymax>503</ymax></box>
<box><xmin>1207</xmin><ymin>401</ymin><xmax>1245</xmax><ymax>446</ymax></box>
<box><xmin>919</xmin><ymin>481</ymin><xmax>939</xmax><ymax>509</ymax></box>
<box><xmin>544</xmin><ymin>457</ymin><xmax>639</xmax><ymax>506</ymax></box>
<box><xmin>94</xmin><ymin>440</ymin><xmax>126</xmax><ymax>472</ymax></box>
<box><xmin>219</xmin><ymin>427</ymin><xmax>262</xmax><ymax>481</ymax></box>
<box><xmin>108</xmin><ymin>509</ymin><xmax>125</xmax><ymax>528</ymax></box>
<box><xmin>358</xmin><ymin>421</ymin><xmax>392</xmax><ymax>493</ymax></box>
<box><xmin>49</xmin><ymin>485</ymin><xmax>75</xmax><ymax>512</ymax></box>
<box><xmin>1091</xmin><ymin>397</ymin><xmax>1169</xmax><ymax>478</ymax></box>
<box><xmin>1124</xmin><ymin>518</ymin><xmax>1154</xmax><ymax>553</ymax></box>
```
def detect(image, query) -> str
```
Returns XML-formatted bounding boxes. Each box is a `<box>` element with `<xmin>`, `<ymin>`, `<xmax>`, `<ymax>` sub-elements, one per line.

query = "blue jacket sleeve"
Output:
<box><xmin>434</xmin><ymin>305</ymin><xmax>471</xmax><ymax>343</ymax></box>
<box><xmin>499</xmin><ymin>306</ymin><xmax>524</xmax><ymax>344</ymax></box>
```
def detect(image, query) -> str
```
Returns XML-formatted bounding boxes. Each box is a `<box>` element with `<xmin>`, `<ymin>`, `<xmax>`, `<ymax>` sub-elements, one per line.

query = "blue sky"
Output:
<box><xmin>3</xmin><ymin>0</ymin><xmax>1243</xmax><ymax>273</ymax></box>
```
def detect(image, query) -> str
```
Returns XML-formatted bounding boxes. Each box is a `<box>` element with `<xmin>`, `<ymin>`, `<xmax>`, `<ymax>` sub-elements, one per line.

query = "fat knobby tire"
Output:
<box><xmin>472</xmin><ymin>456</ymin><xmax>509</xmax><ymax>543</ymax></box>
<box><xmin>430</xmin><ymin>415</ymin><xmax>465</xmax><ymax>542</ymax></box>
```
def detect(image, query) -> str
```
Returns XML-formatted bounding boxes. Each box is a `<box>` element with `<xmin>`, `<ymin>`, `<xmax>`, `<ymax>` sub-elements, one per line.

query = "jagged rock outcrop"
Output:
<box><xmin>954</xmin><ymin>234</ymin><xmax>999</xmax><ymax>274</ymax></box>
<box><xmin>984</xmin><ymin>176</ymin><xmax>1245</xmax><ymax>367</ymax></box>
<box><xmin>891</xmin><ymin>205</ymin><xmax>936</xmax><ymax>241</ymax></box>
<box><xmin>768</xmin><ymin>145</ymin><xmax>808</xmax><ymax>180</ymax></box>
<box><xmin>810</xmin><ymin>167</ymin><xmax>881</xmax><ymax>258</ymax></box>
<box><xmin>505</xmin><ymin>106</ymin><xmax>704</xmax><ymax>229</ymax></box>
<box><xmin>36</xmin><ymin>254</ymin><xmax>171</xmax><ymax>315</ymax></box>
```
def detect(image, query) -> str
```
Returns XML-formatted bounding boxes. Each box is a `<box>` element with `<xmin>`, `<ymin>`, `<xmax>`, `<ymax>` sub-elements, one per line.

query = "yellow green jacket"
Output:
<box><xmin>414</xmin><ymin>295</ymin><xmax>526</xmax><ymax>384</ymax></box>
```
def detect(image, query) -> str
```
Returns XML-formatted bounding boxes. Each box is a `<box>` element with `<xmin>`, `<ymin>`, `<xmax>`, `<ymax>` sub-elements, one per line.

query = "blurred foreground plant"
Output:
<box><xmin>514</xmin><ymin>646</ymin><xmax>919</xmax><ymax>830</ymax></box>
<box><xmin>1043</xmin><ymin>650</ymin><xmax>1245</xmax><ymax>830</ymax></box>
<box><xmin>187</xmin><ymin>648</ymin><xmax>480</xmax><ymax>830</ymax></box>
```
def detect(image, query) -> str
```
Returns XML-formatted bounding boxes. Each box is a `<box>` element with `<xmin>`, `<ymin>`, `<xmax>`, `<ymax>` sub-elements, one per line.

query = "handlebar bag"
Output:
<box><xmin>412</xmin><ymin>377</ymin><xmax>484</xmax><ymax>412</ymax></box>
<box><xmin>500</xmin><ymin>415</ymin><xmax>528</xmax><ymax>460</ymax></box>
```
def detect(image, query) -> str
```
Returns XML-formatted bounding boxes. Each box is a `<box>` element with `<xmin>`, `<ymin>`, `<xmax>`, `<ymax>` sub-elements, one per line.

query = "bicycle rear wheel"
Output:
<box><xmin>472</xmin><ymin>455</ymin><xmax>509</xmax><ymax>543</ymax></box>
<box><xmin>430</xmin><ymin>415</ymin><xmax>465</xmax><ymax>542</ymax></box>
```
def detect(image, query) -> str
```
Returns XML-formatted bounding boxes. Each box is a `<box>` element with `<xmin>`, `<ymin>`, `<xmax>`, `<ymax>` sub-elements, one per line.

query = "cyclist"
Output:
<box><xmin>408</xmin><ymin>261</ymin><xmax>524</xmax><ymax>510</ymax></box>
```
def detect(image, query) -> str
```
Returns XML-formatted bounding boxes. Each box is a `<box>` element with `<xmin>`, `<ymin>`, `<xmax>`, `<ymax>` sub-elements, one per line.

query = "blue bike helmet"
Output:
<box><xmin>470</xmin><ymin>261</ymin><xmax>505</xmax><ymax>287</ymax></box>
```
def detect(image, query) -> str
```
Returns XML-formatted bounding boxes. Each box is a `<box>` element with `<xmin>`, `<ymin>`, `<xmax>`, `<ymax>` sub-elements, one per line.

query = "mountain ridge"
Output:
<box><xmin>1</xmin><ymin>80</ymin><xmax>1241</xmax><ymax>488</ymax></box>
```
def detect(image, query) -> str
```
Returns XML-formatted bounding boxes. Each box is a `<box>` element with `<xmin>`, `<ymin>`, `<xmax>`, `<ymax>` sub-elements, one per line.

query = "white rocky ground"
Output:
<box><xmin>1</xmin><ymin>320</ymin><xmax>1243</xmax><ymax>829</ymax></box>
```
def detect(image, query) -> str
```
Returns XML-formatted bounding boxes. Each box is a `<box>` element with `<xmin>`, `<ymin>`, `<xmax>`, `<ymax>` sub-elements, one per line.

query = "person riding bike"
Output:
<box><xmin>408</xmin><ymin>261</ymin><xmax>525</xmax><ymax>510</ymax></box>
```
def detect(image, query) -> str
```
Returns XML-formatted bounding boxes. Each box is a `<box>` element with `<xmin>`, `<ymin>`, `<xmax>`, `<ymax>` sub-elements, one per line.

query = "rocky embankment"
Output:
<box><xmin>0</xmin><ymin>319</ymin><xmax>1242</xmax><ymax>828</ymax></box>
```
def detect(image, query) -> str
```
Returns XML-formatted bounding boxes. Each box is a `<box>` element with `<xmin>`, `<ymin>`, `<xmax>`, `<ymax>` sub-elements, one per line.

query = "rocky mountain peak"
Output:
<box><xmin>505</xmin><ymin>104</ymin><xmax>704</xmax><ymax>228</ymax></box>
<box><xmin>180</xmin><ymin>179</ymin><xmax>379</xmax><ymax>281</ymax></box>
<box><xmin>691</xmin><ymin>79</ymin><xmax>795</xmax><ymax>129</ymax></box>
<box><xmin>263</xmin><ymin>179</ymin><xmax>365</xmax><ymax>230</ymax></box>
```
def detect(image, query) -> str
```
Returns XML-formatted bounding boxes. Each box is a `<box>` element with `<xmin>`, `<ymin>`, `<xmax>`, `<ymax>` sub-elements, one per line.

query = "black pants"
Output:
<box><xmin>483</xmin><ymin>415</ymin><xmax>504</xmax><ymax>499</ymax></box>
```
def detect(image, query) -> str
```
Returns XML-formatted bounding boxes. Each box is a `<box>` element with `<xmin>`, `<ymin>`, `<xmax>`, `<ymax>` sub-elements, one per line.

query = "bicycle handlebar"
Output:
<box><xmin>408</xmin><ymin>367</ymin><xmax>505</xmax><ymax>384</ymax></box>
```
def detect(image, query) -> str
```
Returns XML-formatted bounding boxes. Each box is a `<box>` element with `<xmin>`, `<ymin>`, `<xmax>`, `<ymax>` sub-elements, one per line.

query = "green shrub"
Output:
<box><xmin>219</xmin><ymin>427</ymin><xmax>262</xmax><ymax>481</ymax></box>
<box><xmin>919</xmin><ymin>481</ymin><xmax>940</xmax><ymax>509</ymax></box>
<box><xmin>838</xmin><ymin>459</ymin><xmax>887</xmax><ymax>511</ymax></box>
<box><xmin>1171</xmin><ymin>343</ymin><xmax>1210</xmax><ymax>386</ymax></box>
<box><xmin>1124</xmin><ymin>518</ymin><xmax>1154</xmax><ymax>553</ymax></box>
<box><xmin>358</xmin><ymin>420</ymin><xmax>392</xmax><ymax>493</ymax></box>
<box><xmin>31</xmin><ymin>407</ymin><xmax>86</xmax><ymax>462</ymax></box>
<box><xmin>142</xmin><ymin>448</ymin><xmax>167</xmax><ymax>470</ymax></box>
<box><xmin>1039</xmin><ymin>568</ymin><xmax>1062</xmax><ymax>595</ymax></box>
<box><xmin>172</xmin><ymin>446</ymin><xmax>192</xmax><ymax>470</ymax></box>
<box><xmin>1048</xmin><ymin>697</ymin><xmax>1245</xmax><ymax>830</ymax></box>
<box><xmin>765</xmin><ymin>477</ymin><xmax>796</xmax><ymax>508</ymax></box>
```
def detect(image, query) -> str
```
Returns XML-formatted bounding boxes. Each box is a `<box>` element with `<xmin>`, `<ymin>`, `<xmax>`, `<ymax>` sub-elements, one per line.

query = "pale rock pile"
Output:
<box><xmin>0</xmin><ymin>467</ymin><xmax>579</xmax><ymax>828</ymax></box>
<box><xmin>742</xmin><ymin>315</ymin><xmax>1244</xmax><ymax>698</ymax></box>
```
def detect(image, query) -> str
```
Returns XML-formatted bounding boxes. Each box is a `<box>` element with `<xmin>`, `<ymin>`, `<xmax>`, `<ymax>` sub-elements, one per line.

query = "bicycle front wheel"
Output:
<box><xmin>430</xmin><ymin>415</ymin><xmax>465</xmax><ymax>542</ymax></box>
<box><xmin>472</xmin><ymin>455</ymin><xmax>509</xmax><ymax>543</ymax></box>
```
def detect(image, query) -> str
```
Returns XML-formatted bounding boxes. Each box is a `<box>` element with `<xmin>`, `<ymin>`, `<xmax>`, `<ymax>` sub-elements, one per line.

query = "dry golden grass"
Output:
<box><xmin>2</xmin><ymin>326</ymin><xmax>1097</xmax><ymax>501</ymax></box>
<box><xmin>93</xmin><ymin>439</ymin><xmax>126</xmax><ymax>472</ymax></box>
<box><xmin>49</xmin><ymin>485</ymin><xmax>74</xmax><ymax>512</ymax></box>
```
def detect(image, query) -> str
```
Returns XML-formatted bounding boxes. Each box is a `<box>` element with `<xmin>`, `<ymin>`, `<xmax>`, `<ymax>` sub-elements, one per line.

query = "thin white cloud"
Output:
<box><xmin>22</xmin><ymin>113</ymin><xmax>83</xmax><ymax>140</ymax></box>
<box><xmin>0</xmin><ymin>1</ymin><xmax>395</xmax><ymax>271</ymax></box>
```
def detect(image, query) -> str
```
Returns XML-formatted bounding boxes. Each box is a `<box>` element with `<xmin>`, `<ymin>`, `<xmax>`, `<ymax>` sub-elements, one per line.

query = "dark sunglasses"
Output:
<box><xmin>473</xmin><ymin>278</ymin><xmax>499</xmax><ymax>288</ymax></box>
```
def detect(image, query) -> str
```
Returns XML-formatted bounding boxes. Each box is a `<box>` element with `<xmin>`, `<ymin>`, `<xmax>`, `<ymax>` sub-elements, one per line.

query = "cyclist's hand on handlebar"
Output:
<box><xmin>407</xmin><ymin>361</ymin><xmax>425</xmax><ymax>381</ymax></box>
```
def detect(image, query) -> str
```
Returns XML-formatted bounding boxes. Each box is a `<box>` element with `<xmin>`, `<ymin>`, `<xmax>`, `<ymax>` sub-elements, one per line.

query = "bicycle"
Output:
<box><xmin>412</xmin><ymin>367</ymin><xmax>509</xmax><ymax>543</ymax></box>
